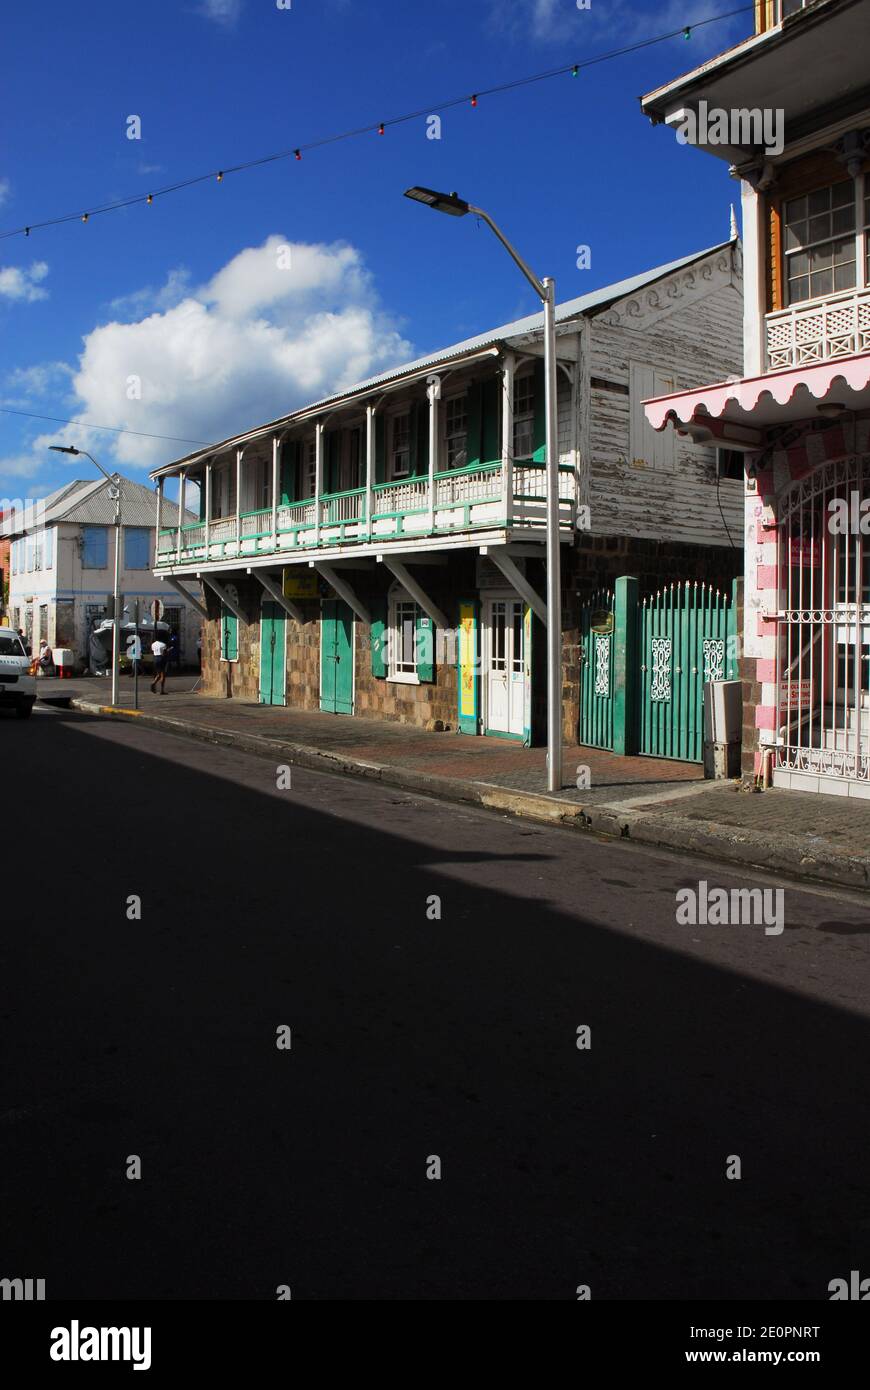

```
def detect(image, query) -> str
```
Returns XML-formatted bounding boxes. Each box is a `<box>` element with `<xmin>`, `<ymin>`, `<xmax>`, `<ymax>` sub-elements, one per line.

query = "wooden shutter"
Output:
<box><xmin>532</xmin><ymin>359</ymin><xmax>546</xmax><ymax>463</ymax></box>
<box><xmin>768</xmin><ymin>198</ymin><xmax>783</xmax><ymax>312</ymax></box>
<box><xmin>466</xmin><ymin>381</ymin><xmax>482</xmax><ymax>468</ymax></box>
<box><xmin>280</xmin><ymin>442</ymin><xmax>297</xmax><ymax>505</ymax></box>
<box><xmin>370</xmin><ymin>597</ymin><xmax>387</xmax><ymax>677</ymax></box>
<box><xmin>415</xmin><ymin>401</ymin><xmax>429</xmax><ymax>476</ymax></box>
<box><xmin>481</xmin><ymin>378</ymin><xmax>500</xmax><ymax>465</ymax></box>
<box><xmin>415</xmin><ymin>610</ymin><xmax>434</xmax><ymax>683</ymax></box>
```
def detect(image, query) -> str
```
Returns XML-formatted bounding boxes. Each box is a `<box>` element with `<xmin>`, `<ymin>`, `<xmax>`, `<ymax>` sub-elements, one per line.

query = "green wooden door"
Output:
<box><xmin>320</xmin><ymin>599</ymin><xmax>353</xmax><ymax>714</ymax></box>
<box><xmin>579</xmin><ymin>589</ymin><xmax>616</xmax><ymax>750</ymax></box>
<box><xmin>259</xmin><ymin>601</ymin><xmax>286</xmax><ymax>706</ymax></box>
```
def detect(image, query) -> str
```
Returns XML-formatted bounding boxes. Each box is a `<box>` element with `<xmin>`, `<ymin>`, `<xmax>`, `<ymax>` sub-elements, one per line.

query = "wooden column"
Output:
<box><xmin>427</xmin><ymin>375</ymin><xmax>439</xmax><ymax>534</ymax></box>
<box><xmin>314</xmin><ymin>422</ymin><xmax>323</xmax><ymax>546</ymax></box>
<box><xmin>271</xmin><ymin>437</ymin><xmax>279</xmax><ymax>551</ymax></box>
<box><xmin>155</xmin><ymin>476</ymin><xmax>164</xmax><ymax>557</ymax></box>
<box><xmin>366</xmin><ymin>405</ymin><xmax>375</xmax><ymax>541</ymax></box>
<box><xmin>501</xmin><ymin>352</ymin><xmax>515</xmax><ymax>528</ymax></box>
<box><xmin>204</xmin><ymin>462</ymin><xmax>212</xmax><ymax>556</ymax></box>
<box><xmin>235</xmin><ymin>449</ymin><xmax>243</xmax><ymax>547</ymax></box>
<box><xmin>176</xmin><ymin>472</ymin><xmax>185</xmax><ymax>557</ymax></box>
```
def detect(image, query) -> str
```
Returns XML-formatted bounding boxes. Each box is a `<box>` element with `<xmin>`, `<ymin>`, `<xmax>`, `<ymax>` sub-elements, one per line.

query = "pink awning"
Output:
<box><xmin>643</xmin><ymin>353</ymin><xmax>870</xmax><ymax>450</ymax></box>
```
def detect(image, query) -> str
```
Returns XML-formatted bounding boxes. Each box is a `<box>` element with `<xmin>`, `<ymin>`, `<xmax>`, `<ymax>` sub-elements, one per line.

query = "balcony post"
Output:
<box><xmin>502</xmin><ymin>351</ymin><xmax>515</xmax><ymax>527</ymax></box>
<box><xmin>155</xmin><ymin>476</ymin><xmax>164</xmax><ymax>558</ymax></box>
<box><xmin>314</xmin><ymin>421</ymin><xmax>323</xmax><ymax>546</ymax></box>
<box><xmin>235</xmin><ymin>448</ymin><xmax>243</xmax><ymax>548</ymax></box>
<box><xmin>272</xmin><ymin>436</ymin><xmax>279</xmax><ymax>551</ymax></box>
<box><xmin>205</xmin><ymin>461</ymin><xmax>212</xmax><ymax>556</ymax></box>
<box><xmin>426</xmin><ymin>374</ymin><xmax>440</xmax><ymax>534</ymax></box>
<box><xmin>366</xmin><ymin>405</ymin><xmax>375</xmax><ymax>541</ymax></box>
<box><xmin>177</xmin><ymin>471</ymin><xmax>185</xmax><ymax>558</ymax></box>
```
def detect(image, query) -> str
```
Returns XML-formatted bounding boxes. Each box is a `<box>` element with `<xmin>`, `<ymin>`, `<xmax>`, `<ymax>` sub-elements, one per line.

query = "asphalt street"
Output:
<box><xmin>3</xmin><ymin>703</ymin><xmax>870</xmax><ymax>1300</ymax></box>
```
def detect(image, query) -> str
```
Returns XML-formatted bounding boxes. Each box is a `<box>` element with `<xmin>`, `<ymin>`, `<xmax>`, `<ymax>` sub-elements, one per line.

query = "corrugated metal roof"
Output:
<box><xmin>152</xmin><ymin>239</ymin><xmax>735</xmax><ymax>476</ymax></box>
<box><xmin>1</xmin><ymin>475</ymin><xmax>195</xmax><ymax>536</ymax></box>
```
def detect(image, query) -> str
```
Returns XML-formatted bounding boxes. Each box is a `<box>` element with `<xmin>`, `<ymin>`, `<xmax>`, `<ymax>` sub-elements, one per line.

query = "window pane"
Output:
<box><xmin>834</xmin><ymin>261</ymin><xmax>856</xmax><ymax>291</ymax></box>
<box><xmin>807</xmin><ymin>187</ymin><xmax>829</xmax><ymax>216</ymax></box>
<box><xmin>832</xmin><ymin>206</ymin><xmax>855</xmax><ymax>236</ymax></box>
<box><xmin>832</xmin><ymin>180</ymin><xmax>853</xmax><ymax>208</ymax></box>
<box><xmin>810</xmin><ymin>268</ymin><xmax>833</xmax><ymax>297</ymax></box>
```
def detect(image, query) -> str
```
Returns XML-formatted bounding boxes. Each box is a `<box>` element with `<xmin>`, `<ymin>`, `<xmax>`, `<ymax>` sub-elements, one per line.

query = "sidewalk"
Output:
<box><xmin>44</xmin><ymin>675</ymin><xmax>870</xmax><ymax>893</ymax></box>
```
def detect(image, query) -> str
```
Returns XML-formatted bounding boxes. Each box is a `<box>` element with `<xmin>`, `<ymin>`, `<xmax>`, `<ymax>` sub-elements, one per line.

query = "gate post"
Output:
<box><xmin>613</xmin><ymin>575</ymin><xmax>638</xmax><ymax>756</ymax></box>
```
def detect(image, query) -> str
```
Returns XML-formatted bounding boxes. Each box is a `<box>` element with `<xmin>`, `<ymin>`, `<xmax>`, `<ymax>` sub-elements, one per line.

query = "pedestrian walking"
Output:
<box><xmin>150</xmin><ymin>634</ymin><xmax>168</xmax><ymax>694</ymax></box>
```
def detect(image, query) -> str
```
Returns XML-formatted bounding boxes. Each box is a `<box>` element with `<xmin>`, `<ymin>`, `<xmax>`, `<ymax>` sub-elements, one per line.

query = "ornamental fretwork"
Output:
<box><xmin>650</xmin><ymin>637</ymin><xmax>672</xmax><ymax>702</ymax></box>
<box><xmin>594</xmin><ymin>633</ymin><xmax>611</xmax><ymax>698</ymax></box>
<box><xmin>702</xmin><ymin>638</ymin><xmax>725</xmax><ymax>683</ymax></box>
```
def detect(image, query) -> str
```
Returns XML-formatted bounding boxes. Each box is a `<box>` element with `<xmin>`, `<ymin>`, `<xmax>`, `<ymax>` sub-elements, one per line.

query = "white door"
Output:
<box><xmin>485</xmin><ymin>597</ymin><xmax>526</xmax><ymax>737</ymax></box>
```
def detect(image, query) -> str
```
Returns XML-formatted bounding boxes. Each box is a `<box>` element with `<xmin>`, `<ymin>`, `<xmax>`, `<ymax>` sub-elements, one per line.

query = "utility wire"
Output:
<box><xmin>0</xmin><ymin>6</ymin><xmax>753</xmax><ymax>242</ymax></box>
<box><xmin>0</xmin><ymin>405</ymin><xmax>212</xmax><ymax>447</ymax></box>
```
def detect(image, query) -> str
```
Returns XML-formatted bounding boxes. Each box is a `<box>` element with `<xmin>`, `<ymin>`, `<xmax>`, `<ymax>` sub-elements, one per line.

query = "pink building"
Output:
<box><xmin>641</xmin><ymin>0</ymin><xmax>870</xmax><ymax>795</ymax></box>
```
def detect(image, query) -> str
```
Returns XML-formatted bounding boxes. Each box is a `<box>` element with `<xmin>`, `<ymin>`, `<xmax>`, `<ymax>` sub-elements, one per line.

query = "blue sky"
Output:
<box><xmin>0</xmin><ymin>0</ymin><xmax>751</xmax><ymax>498</ymax></box>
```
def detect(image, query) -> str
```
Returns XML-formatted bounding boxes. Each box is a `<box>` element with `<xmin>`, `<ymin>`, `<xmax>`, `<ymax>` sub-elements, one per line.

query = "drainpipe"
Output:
<box><xmin>271</xmin><ymin>437</ymin><xmax>279</xmax><ymax>551</ymax></box>
<box><xmin>502</xmin><ymin>351</ymin><xmax>515</xmax><ymax>528</ymax></box>
<box><xmin>427</xmin><ymin>374</ymin><xmax>440</xmax><ymax>534</ymax></box>
<box><xmin>177</xmin><ymin>471</ymin><xmax>185</xmax><ymax>558</ymax></box>
<box><xmin>314</xmin><ymin>421</ymin><xmax>323</xmax><ymax>546</ymax></box>
<box><xmin>366</xmin><ymin>405</ymin><xmax>375</xmax><ymax>541</ymax></box>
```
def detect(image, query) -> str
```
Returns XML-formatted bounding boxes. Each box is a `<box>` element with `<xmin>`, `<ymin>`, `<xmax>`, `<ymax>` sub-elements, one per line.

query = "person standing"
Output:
<box><xmin>150</xmin><ymin>634</ymin><xmax>168</xmax><ymax>694</ymax></box>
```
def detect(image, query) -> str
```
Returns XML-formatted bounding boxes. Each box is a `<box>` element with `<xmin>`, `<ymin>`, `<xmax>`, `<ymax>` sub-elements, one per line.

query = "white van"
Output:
<box><xmin>0</xmin><ymin>628</ymin><xmax>36</xmax><ymax>719</ymax></box>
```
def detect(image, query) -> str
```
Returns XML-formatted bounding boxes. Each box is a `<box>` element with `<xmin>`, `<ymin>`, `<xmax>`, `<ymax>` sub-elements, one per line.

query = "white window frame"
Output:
<box><xmin>442</xmin><ymin>392</ymin><xmax>468</xmax><ymax>471</ymax></box>
<box><xmin>387</xmin><ymin>589</ymin><xmax>420</xmax><ymax>684</ymax></box>
<box><xmin>302</xmin><ymin>437</ymin><xmax>317</xmax><ymax>499</ymax></box>
<box><xmin>388</xmin><ymin>410</ymin><xmax>411</xmax><ymax>481</ymax></box>
<box><xmin>513</xmin><ymin>374</ymin><xmax>535</xmax><ymax>461</ymax></box>
<box><xmin>783</xmin><ymin>175</ymin><xmax>863</xmax><ymax>307</ymax></box>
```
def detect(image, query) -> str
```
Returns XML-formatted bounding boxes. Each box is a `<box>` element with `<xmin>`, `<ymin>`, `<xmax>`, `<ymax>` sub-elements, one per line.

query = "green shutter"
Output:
<box><xmin>416</xmin><ymin>401</ymin><xmax>429</xmax><ymax>476</ymax></box>
<box><xmin>370</xmin><ymin>598</ymin><xmax>387</xmax><ymax>677</ymax></box>
<box><xmin>532</xmin><ymin>359</ymin><xmax>546</xmax><ymax>463</ymax></box>
<box><xmin>375</xmin><ymin>416</ymin><xmax>386</xmax><ymax>484</ymax></box>
<box><xmin>481</xmin><ymin>378</ymin><xmax>500</xmax><ymax>465</ymax></box>
<box><xmin>221</xmin><ymin>605</ymin><xmax>238</xmax><ymax>661</ymax></box>
<box><xmin>280</xmin><ymin>442</ymin><xmax>297</xmax><ymax>506</ymax></box>
<box><xmin>326</xmin><ymin>432</ymin><xmax>340</xmax><ymax>493</ymax></box>
<box><xmin>416</xmin><ymin>610</ymin><xmax>434</xmax><ymax>683</ymax></box>
<box><xmin>466</xmin><ymin>382</ymin><xmax>482</xmax><ymax>468</ymax></box>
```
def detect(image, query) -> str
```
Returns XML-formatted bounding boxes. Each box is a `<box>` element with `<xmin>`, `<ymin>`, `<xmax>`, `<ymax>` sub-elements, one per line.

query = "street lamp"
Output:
<box><xmin>50</xmin><ymin>444</ymin><xmax>122</xmax><ymax>709</ymax></box>
<box><xmin>404</xmin><ymin>187</ymin><xmax>563</xmax><ymax>792</ymax></box>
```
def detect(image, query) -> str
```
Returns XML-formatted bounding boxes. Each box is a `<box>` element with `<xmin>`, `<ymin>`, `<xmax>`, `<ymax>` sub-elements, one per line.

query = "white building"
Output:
<box><xmin>2</xmin><ymin>475</ymin><xmax>203</xmax><ymax>668</ymax></box>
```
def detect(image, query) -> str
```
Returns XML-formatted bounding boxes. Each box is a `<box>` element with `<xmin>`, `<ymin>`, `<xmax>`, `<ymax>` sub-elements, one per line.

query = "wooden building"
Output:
<box><xmin>150</xmin><ymin>243</ymin><xmax>743</xmax><ymax>766</ymax></box>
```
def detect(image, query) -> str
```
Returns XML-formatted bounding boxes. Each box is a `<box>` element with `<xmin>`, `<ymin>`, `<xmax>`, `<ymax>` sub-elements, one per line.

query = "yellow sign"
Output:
<box><xmin>282</xmin><ymin>569</ymin><xmax>319</xmax><ymax>599</ymax></box>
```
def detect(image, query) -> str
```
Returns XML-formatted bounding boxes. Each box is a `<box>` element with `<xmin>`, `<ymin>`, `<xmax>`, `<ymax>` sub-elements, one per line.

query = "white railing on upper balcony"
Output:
<box><xmin>156</xmin><ymin>458</ymin><xmax>576</xmax><ymax>565</ymax></box>
<box><xmin>766</xmin><ymin>286</ymin><xmax>870</xmax><ymax>370</ymax></box>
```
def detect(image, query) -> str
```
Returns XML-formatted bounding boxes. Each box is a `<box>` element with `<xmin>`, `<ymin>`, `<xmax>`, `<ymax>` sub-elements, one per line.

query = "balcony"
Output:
<box><xmin>156</xmin><ymin>459</ymin><xmax>576</xmax><ymax>568</ymax></box>
<box><xmin>766</xmin><ymin>288</ymin><xmax>870</xmax><ymax>371</ymax></box>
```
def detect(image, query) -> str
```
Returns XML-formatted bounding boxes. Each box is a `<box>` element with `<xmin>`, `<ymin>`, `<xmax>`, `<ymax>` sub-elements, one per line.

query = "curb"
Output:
<box><xmin>68</xmin><ymin>698</ymin><xmax>870</xmax><ymax>895</ymax></box>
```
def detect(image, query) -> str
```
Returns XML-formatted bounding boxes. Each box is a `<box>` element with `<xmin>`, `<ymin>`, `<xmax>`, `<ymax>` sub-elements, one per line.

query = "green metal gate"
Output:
<box><xmin>579</xmin><ymin>587</ymin><xmax>616</xmax><ymax>750</ymax></box>
<box><xmin>638</xmin><ymin>580</ymin><xmax>737</xmax><ymax>762</ymax></box>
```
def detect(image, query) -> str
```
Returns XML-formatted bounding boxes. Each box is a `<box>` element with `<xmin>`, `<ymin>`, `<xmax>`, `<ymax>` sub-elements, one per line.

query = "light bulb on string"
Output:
<box><xmin>571</xmin><ymin>65</ymin><xmax>578</xmax><ymax>78</ymax></box>
<box><xmin>216</xmin><ymin>171</ymin><xmax>224</xmax><ymax>182</ymax></box>
<box><xmin>378</xmin><ymin>122</ymin><xmax>385</xmax><ymax>135</ymax></box>
<box><xmin>470</xmin><ymin>94</ymin><xmax>478</xmax><ymax>108</ymax></box>
<box><xmin>294</xmin><ymin>149</ymin><xmax>302</xmax><ymax>161</ymax></box>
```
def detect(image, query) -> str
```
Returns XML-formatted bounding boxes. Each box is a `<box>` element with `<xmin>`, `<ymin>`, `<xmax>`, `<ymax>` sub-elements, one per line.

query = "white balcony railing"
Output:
<box><xmin>766</xmin><ymin>287</ymin><xmax>870</xmax><ymax>370</ymax></box>
<box><xmin>156</xmin><ymin>460</ymin><xmax>577</xmax><ymax>567</ymax></box>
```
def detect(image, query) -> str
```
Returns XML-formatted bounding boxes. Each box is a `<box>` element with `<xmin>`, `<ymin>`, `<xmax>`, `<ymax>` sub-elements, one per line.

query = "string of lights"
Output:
<box><xmin>1</xmin><ymin>5</ymin><xmax>753</xmax><ymax>243</ymax></box>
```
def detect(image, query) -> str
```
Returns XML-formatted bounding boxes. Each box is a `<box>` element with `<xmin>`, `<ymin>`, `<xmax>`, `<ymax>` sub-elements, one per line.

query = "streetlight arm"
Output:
<box><xmin>79</xmin><ymin>450</ymin><xmax>117</xmax><ymax>485</ymax></box>
<box><xmin>466</xmin><ymin>205</ymin><xmax>547</xmax><ymax>301</ymax></box>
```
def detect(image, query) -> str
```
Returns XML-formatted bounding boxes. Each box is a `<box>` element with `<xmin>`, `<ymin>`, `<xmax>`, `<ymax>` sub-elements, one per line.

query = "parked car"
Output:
<box><xmin>0</xmin><ymin>628</ymin><xmax>37</xmax><ymax>719</ymax></box>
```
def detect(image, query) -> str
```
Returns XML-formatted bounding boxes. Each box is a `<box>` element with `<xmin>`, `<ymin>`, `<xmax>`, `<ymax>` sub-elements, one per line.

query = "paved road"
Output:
<box><xmin>3</xmin><ymin>704</ymin><xmax>870</xmax><ymax>1301</ymax></box>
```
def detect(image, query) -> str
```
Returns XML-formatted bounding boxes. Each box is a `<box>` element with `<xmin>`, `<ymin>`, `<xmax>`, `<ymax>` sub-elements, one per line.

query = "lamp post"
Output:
<box><xmin>404</xmin><ymin>187</ymin><xmax>563</xmax><ymax>792</ymax></box>
<box><xmin>50</xmin><ymin>445</ymin><xmax>122</xmax><ymax>708</ymax></box>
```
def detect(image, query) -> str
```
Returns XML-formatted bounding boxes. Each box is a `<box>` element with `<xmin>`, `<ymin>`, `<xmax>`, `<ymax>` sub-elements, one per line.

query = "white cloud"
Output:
<box><xmin>108</xmin><ymin>267</ymin><xmax>193</xmax><ymax>319</ymax></box>
<box><xmin>0</xmin><ymin>178</ymin><xmax>10</xmax><ymax>208</ymax></box>
<box><xmin>4</xmin><ymin>361</ymin><xmax>73</xmax><ymax>399</ymax></box>
<box><xmin>0</xmin><ymin>261</ymin><xmax>49</xmax><ymax>303</ymax></box>
<box><xmin>0</xmin><ymin>236</ymin><xmax>411</xmax><ymax>487</ymax></box>
<box><xmin>198</xmin><ymin>0</ymin><xmax>241</xmax><ymax>25</ymax></box>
